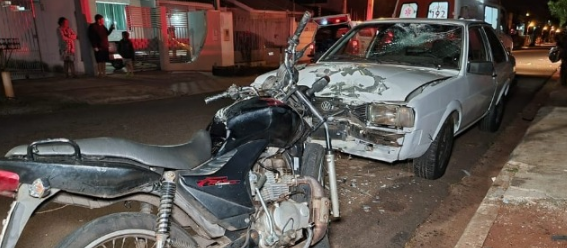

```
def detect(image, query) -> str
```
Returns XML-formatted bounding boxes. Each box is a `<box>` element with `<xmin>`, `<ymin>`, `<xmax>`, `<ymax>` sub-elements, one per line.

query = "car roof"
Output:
<box><xmin>359</xmin><ymin>18</ymin><xmax>488</xmax><ymax>26</ymax></box>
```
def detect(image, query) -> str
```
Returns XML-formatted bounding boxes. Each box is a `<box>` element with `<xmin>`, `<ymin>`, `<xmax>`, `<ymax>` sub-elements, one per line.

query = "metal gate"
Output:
<box><xmin>233</xmin><ymin>14</ymin><xmax>290</xmax><ymax>66</ymax></box>
<box><xmin>0</xmin><ymin>1</ymin><xmax>45</xmax><ymax>80</ymax></box>
<box><xmin>161</xmin><ymin>4</ymin><xmax>207</xmax><ymax>65</ymax></box>
<box><xmin>125</xmin><ymin>6</ymin><xmax>162</xmax><ymax>70</ymax></box>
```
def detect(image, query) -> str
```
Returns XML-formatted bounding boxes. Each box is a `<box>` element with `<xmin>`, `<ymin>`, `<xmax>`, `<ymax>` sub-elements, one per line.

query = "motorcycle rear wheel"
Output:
<box><xmin>55</xmin><ymin>212</ymin><xmax>196</xmax><ymax>248</ymax></box>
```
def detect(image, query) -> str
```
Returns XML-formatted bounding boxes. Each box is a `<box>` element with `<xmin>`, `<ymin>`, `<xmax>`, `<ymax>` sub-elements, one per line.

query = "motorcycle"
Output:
<box><xmin>0</xmin><ymin>11</ymin><xmax>340</xmax><ymax>248</ymax></box>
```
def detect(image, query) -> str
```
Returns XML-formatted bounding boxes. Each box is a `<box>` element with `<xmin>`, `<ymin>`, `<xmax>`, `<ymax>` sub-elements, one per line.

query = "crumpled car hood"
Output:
<box><xmin>252</xmin><ymin>62</ymin><xmax>458</xmax><ymax>104</ymax></box>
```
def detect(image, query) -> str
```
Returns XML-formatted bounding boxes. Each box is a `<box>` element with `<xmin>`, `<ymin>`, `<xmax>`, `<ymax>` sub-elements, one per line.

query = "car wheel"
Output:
<box><xmin>112</xmin><ymin>60</ymin><xmax>124</xmax><ymax>70</ymax></box>
<box><xmin>479</xmin><ymin>97</ymin><xmax>505</xmax><ymax>132</ymax></box>
<box><xmin>413</xmin><ymin>118</ymin><xmax>454</xmax><ymax>180</ymax></box>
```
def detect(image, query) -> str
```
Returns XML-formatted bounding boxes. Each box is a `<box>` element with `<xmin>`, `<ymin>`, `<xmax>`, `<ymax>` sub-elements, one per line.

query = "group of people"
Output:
<box><xmin>57</xmin><ymin>14</ymin><xmax>135</xmax><ymax>78</ymax></box>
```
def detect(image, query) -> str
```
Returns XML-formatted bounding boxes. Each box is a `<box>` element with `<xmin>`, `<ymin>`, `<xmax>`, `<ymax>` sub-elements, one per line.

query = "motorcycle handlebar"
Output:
<box><xmin>291</xmin><ymin>12</ymin><xmax>312</xmax><ymax>45</ymax></box>
<box><xmin>306</xmin><ymin>76</ymin><xmax>330</xmax><ymax>97</ymax></box>
<box><xmin>204</xmin><ymin>91</ymin><xmax>229</xmax><ymax>104</ymax></box>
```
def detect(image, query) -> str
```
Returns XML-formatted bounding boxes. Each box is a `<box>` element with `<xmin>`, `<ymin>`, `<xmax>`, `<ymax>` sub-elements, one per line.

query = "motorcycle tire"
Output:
<box><xmin>55</xmin><ymin>212</ymin><xmax>196</xmax><ymax>248</ymax></box>
<box><xmin>296</xmin><ymin>142</ymin><xmax>331</xmax><ymax>248</ymax></box>
<box><xmin>301</xmin><ymin>143</ymin><xmax>326</xmax><ymax>184</ymax></box>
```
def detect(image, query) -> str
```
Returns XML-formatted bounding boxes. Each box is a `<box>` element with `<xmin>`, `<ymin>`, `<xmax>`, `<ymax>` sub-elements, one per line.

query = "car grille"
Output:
<box><xmin>351</xmin><ymin>104</ymin><xmax>367</xmax><ymax>122</ymax></box>
<box><xmin>312</xmin><ymin>97</ymin><xmax>368</xmax><ymax>123</ymax></box>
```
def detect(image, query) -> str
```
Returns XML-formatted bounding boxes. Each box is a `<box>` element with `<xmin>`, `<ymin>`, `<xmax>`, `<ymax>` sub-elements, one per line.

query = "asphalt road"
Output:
<box><xmin>0</xmin><ymin>48</ymin><xmax>557</xmax><ymax>248</ymax></box>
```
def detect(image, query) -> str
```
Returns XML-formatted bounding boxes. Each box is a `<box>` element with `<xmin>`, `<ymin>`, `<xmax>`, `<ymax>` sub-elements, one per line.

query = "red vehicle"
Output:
<box><xmin>308</xmin><ymin>14</ymin><xmax>354</xmax><ymax>61</ymax></box>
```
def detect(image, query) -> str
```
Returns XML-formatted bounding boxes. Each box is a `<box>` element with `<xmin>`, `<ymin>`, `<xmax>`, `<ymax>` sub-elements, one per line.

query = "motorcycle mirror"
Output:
<box><xmin>306</xmin><ymin>76</ymin><xmax>330</xmax><ymax>97</ymax></box>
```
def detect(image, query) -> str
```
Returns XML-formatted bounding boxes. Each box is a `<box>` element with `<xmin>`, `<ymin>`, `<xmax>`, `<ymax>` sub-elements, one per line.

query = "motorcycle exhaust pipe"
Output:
<box><xmin>293</xmin><ymin>176</ymin><xmax>330</xmax><ymax>246</ymax></box>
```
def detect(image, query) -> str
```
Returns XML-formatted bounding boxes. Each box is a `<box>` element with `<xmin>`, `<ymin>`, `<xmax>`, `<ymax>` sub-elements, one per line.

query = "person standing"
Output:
<box><xmin>88</xmin><ymin>14</ymin><xmax>115</xmax><ymax>77</ymax></box>
<box><xmin>556</xmin><ymin>23</ymin><xmax>567</xmax><ymax>86</ymax></box>
<box><xmin>118</xmin><ymin>31</ymin><xmax>135</xmax><ymax>76</ymax></box>
<box><xmin>57</xmin><ymin>17</ymin><xmax>77</xmax><ymax>78</ymax></box>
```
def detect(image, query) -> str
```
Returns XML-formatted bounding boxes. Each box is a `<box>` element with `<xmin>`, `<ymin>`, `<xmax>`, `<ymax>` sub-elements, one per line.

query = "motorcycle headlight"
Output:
<box><xmin>367</xmin><ymin>104</ymin><xmax>415</xmax><ymax>128</ymax></box>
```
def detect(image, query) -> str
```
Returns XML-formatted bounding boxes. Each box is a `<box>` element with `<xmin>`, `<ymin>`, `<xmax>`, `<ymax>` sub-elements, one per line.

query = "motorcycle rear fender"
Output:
<box><xmin>0</xmin><ymin>184</ymin><xmax>60</xmax><ymax>248</ymax></box>
<box><xmin>0</xmin><ymin>188</ymin><xmax>227</xmax><ymax>248</ymax></box>
<box><xmin>0</xmin><ymin>158</ymin><xmax>161</xmax><ymax>198</ymax></box>
<box><xmin>0</xmin><ymin>159</ymin><xmax>161</xmax><ymax>248</ymax></box>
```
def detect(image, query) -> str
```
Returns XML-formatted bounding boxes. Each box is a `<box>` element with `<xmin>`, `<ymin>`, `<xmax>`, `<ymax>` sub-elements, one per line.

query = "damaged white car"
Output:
<box><xmin>252</xmin><ymin>19</ymin><xmax>515</xmax><ymax>180</ymax></box>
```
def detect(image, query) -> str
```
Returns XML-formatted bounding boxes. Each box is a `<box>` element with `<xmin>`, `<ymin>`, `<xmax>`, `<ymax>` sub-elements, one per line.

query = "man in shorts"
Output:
<box><xmin>88</xmin><ymin>14</ymin><xmax>115</xmax><ymax>77</ymax></box>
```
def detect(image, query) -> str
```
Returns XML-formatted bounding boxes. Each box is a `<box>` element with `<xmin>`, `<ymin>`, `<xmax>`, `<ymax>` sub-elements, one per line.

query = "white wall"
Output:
<box><xmin>219</xmin><ymin>11</ymin><xmax>234</xmax><ymax>66</ymax></box>
<box><xmin>34</xmin><ymin>0</ymin><xmax>86</xmax><ymax>73</ymax></box>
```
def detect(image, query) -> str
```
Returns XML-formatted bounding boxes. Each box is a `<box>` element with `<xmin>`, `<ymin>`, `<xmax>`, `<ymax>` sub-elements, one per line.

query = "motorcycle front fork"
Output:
<box><xmin>325</xmin><ymin>151</ymin><xmax>340</xmax><ymax>219</ymax></box>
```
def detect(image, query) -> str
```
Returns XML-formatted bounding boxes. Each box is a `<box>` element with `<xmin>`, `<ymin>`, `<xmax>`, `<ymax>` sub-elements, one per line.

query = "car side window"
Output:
<box><xmin>482</xmin><ymin>26</ymin><xmax>507</xmax><ymax>63</ymax></box>
<box><xmin>468</xmin><ymin>27</ymin><xmax>488</xmax><ymax>61</ymax></box>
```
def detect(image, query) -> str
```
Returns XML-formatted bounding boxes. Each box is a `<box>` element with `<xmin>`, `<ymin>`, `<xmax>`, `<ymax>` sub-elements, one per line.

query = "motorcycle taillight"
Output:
<box><xmin>0</xmin><ymin>170</ymin><xmax>19</xmax><ymax>197</ymax></box>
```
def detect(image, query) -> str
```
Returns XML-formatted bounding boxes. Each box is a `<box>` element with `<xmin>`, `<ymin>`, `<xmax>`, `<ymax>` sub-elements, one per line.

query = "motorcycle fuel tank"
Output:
<box><xmin>209</xmin><ymin>97</ymin><xmax>305</xmax><ymax>153</ymax></box>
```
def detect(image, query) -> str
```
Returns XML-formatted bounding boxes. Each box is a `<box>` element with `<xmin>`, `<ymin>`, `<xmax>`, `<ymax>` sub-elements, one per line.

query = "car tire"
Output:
<box><xmin>479</xmin><ymin>97</ymin><xmax>505</xmax><ymax>132</ymax></box>
<box><xmin>413</xmin><ymin>118</ymin><xmax>454</xmax><ymax>180</ymax></box>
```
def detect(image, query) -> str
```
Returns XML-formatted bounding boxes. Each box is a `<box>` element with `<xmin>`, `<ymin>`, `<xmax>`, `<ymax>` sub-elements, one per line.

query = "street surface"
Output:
<box><xmin>0</xmin><ymin>48</ymin><xmax>557</xmax><ymax>248</ymax></box>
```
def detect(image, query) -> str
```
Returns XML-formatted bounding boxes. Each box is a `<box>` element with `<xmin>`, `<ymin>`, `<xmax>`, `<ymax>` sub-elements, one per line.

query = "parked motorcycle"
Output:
<box><xmin>0</xmin><ymin>11</ymin><xmax>340</xmax><ymax>248</ymax></box>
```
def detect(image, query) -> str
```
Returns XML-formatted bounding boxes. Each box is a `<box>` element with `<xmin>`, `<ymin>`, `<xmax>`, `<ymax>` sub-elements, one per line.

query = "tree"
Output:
<box><xmin>549</xmin><ymin>0</ymin><xmax>567</xmax><ymax>26</ymax></box>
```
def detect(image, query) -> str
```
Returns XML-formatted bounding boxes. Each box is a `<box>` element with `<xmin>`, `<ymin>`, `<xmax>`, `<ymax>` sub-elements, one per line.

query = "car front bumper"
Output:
<box><xmin>310</xmin><ymin>120</ymin><xmax>424</xmax><ymax>163</ymax></box>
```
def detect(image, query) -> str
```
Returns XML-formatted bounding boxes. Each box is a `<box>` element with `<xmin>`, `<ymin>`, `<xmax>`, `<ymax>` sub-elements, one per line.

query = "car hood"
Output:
<box><xmin>252</xmin><ymin>62</ymin><xmax>458</xmax><ymax>104</ymax></box>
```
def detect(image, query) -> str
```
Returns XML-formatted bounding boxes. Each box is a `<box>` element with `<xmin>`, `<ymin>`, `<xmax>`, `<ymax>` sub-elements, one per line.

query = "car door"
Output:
<box><xmin>482</xmin><ymin>25</ymin><xmax>512</xmax><ymax>102</ymax></box>
<box><xmin>461</xmin><ymin>25</ymin><xmax>495</xmax><ymax>126</ymax></box>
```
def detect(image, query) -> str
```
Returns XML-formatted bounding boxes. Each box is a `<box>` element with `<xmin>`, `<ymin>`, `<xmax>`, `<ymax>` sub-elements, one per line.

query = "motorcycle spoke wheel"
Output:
<box><xmin>85</xmin><ymin>229</ymin><xmax>156</xmax><ymax>248</ymax></box>
<box><xmin>56</xmin><ymin>212</ymin><xmax>196</xmax><ymax>248</ymax></box>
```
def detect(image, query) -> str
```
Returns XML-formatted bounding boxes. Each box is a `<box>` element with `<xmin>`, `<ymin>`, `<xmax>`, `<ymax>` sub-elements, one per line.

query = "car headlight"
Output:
<box><xmin>367</xmin><ymin>104</ymin><xmax>415</xmax><ymax>128</ymax></box>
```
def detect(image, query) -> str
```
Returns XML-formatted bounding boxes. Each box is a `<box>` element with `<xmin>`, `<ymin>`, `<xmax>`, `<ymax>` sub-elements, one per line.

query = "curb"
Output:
<box><xmin>455</xmin><ymin>70</ymin><xmax>559</xmax><ymax>247</ymax></box>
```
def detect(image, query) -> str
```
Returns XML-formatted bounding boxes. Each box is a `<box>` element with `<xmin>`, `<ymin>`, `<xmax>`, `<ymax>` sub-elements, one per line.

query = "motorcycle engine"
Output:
<box><xmin>249</xmin><ymin>158</ymin><xmax>312</xmax><ymax>247</ymax></box>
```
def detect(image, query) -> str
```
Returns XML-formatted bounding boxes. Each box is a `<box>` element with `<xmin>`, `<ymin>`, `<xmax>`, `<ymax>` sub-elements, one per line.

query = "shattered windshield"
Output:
<box><xmin>320</xmin><ymin>22</ymin><xmax>463</xmax><ymax>70</ymax></box>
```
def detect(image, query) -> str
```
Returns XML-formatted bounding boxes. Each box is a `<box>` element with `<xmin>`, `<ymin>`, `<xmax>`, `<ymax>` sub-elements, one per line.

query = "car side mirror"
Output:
<box><xmin>468</xmin><ymin>61</ymin><xmax>495</xmax><ymax>76</ymax></box>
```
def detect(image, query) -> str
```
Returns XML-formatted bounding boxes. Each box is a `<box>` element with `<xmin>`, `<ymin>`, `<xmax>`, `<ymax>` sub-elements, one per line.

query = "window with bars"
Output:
<box><xmin>96</xmin><ymin>2</ymin><xmax>127</xmax><ymax>30</ymax></box>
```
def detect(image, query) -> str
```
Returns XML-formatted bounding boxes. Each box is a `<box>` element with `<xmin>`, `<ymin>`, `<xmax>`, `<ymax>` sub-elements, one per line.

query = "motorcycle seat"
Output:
<box><xmin>5</xmin><ymin>130</ymin><xmax>212</xmax><ymax>170</ymax></box>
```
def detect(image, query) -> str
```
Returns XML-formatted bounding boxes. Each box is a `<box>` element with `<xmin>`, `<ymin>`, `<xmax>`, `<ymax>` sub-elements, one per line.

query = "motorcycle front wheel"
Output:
<box><xmin>298</xmin><ymin>143</ymin><xmax>331</xmax><ymax>248</ymax></box>
<box><xmin>55</xmin><ymin>212</ymin><xmax>196</xmax><ymax>248</ymax></box>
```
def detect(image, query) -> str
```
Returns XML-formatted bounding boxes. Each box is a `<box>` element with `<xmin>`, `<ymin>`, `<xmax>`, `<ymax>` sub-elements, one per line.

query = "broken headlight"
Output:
<box><xmin>367</xmin><ymin>104</ymin><xmax>415</xmax><ymax>128</ymax></box>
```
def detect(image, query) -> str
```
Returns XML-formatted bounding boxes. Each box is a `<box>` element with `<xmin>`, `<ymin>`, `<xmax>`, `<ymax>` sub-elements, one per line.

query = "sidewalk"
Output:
<box><xmin>0</xmin><ymin>71</ymin><xmax>258</xmax><ymax>115</ymax></box>
<box><xmin>456</xmin><ymin>72</ymin><xmax>567</xmax><ymax>248</ymax></box>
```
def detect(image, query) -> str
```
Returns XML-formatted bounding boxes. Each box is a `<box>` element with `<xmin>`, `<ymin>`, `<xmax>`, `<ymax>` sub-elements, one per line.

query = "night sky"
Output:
<box><xmin>501</xmin><ymin>0</ymin><xmax>554</xmax><ymax>24</ymax></box>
